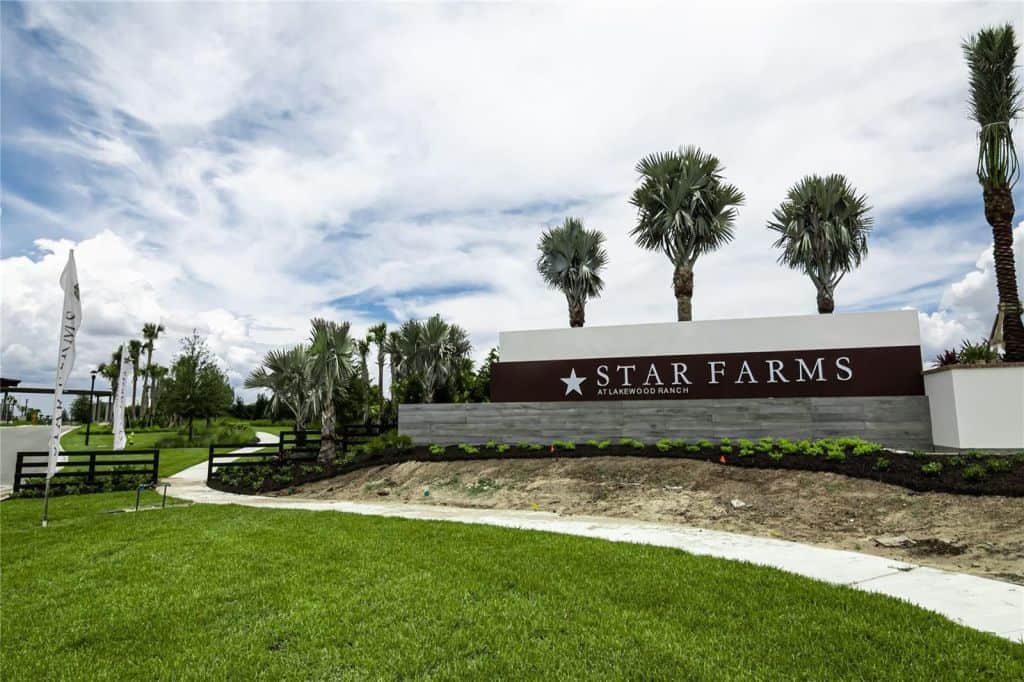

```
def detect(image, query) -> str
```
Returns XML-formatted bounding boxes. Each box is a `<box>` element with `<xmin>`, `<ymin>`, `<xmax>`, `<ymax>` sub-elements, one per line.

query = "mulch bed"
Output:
<box><xmin>208</xmin><ymin>443</ymin><xmax>1024</xmax><ymax>497</ymax></box>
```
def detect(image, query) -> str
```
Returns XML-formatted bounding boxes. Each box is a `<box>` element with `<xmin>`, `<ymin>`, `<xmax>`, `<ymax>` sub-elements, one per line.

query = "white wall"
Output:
<box><xmin>499</xmin><ymin>310</ymin><xmax>921</xmax><ymax>361</ymax></box>
<box><xmin>924</xmin><ymin>366</ymin><xmax>1024</xmax><ymax>449</ymax></box>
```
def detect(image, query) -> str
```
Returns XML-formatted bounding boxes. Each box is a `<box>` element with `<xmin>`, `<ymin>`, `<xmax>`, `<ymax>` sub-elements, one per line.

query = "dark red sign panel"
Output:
<box><xmin>491</xmin><ymin>346</ymin><xmax>924</xmax><ymax>402</ymax></box>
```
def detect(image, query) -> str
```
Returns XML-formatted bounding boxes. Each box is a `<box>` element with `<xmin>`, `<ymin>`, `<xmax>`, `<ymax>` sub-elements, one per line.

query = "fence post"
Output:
<box><xmin>207</xmin><ymin>444</ymin><xmax>214</xmax><ymax>482</ymax></box>
<box><xmin>88</xmin><ymin>452</ymin><xmax>97</xmax><ymax>486</ymax></box>
<box><xmin>13</xmin><ymin>454</ymin><xmax>23</xmax><ymax>493</ymax></box>
<box><xmin>152</xmin><ymin>450</ymin><xmax>160</xmax><ymax>485</ymax></box>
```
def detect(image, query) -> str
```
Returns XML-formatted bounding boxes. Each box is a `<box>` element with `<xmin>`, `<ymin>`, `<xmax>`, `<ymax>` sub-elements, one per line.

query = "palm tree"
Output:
<box><xmin>356</xmin><ymin>337</ymin><xmax>372</xmax><ymax>424</ymax></box>
<box><xmin>964</xmin><ymin>25</ymin><xmax>1024</xmax><ymax>361</ymax></box>
<box><xmin>368</xmin><ymin>323</ymin><xmax>388</xmax><ymax>426</ymax></box>
<box><xmin>308</xmin><ymin>319</ymin><xmax>356</xmax><ymax>464</ymax></box>
<box><xmin>244</xmin><ymin>345</ymin><xmax>314</xmax><ymax>432</ymax></box>
<box><xmin>391</xmin><ymin>315</ymin><xmax>472</xmax><ymax>403</ymax></box>
<box><xmin>630</xmin><ymin>145</ymin><xmax>745</xmax><ymax>321</ymax></box>
<box><xmin>140</xmin><ymin>322</ymin><xmax>165</xmax><ymax>425</ymax></box>
<box><xmin>766</xmin><ymin>174</ymin><xmax>873</xmax><ymax>313</ymax></box>
<box><xmin>126</xmin><ymin>339</ymin><xmax>142</xmax><ymax>424</ymax></box>
<box><xmin>147</xmin><ymin>364</ymin><xmax>168</xmax><ymax>425</ymax></box>
<box><xmin>98</xmin><ymin>347</ymin><xmax>123</xmax><ymax>422</ymax></box>
<box><xmin>536</xmin><ymin>217</ymin><xmax>609</xmax><ymax>327</ymax></box>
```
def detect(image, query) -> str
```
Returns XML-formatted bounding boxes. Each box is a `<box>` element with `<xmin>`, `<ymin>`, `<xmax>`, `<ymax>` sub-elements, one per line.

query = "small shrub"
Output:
<box><xmin>428</xmin><ymin>444</ymin><xmax>446</xmax><ymax>456</ymax></box>
<box><xmin>873</xmin><ymin>457</ymin><xmax>891</xmax><ymax>471</ymax></box>
<box><xmin>934</xmin><ymin>349</ymin><xmax>959</xmax><ymax>367</ymax></box>
<box><xmin>738</xmin><ymin>446</ymin><xmax>754</xmax><ymax>457</ymax></box>
<box><xmin>962</xmin><ymin>463</ymin><xmax>988</xmax><ymax>481</ymax></box>
<box><xmin>516</xmin><ymin>441</ymin><xmax>543</xmax><ymax>451</ymax></box>
<box><xmin>655</xmin><ymin>439</ymin><xmax>673</xmax><ymax>453</ymax></box>
<box><xmin>552</xmin><ymin>440</ymin><xmax>576</xmax><ymax>451</ymax></box>
<box><xmin>719</xmin><ymin>437</ymin><xmax>731</xmax><ymax>446</ymax></box>
<box><xmin>495</xmin><ymin>443</ymin><xmax>510</xmax><ymax>454</ymax></box>
<box><xmin>586</xmin><ymin>439</ymin><xmax>613</xmax><ymax>450</ymax></box>
<box><xmin>851</xmin><ymin>440</ymin><xmax>882</xmax><ymax>457</ymax></box>
<box><xmin>777</xmin><ymin>438</ymin><xmax>799</xmax><ymax>455</ymax></box>
<box><xmin>957</xmin><ymin>339</ymin><xmax>1000</xmax><ymax>365</ymax></box>
<box><xmin>696</xmin><ymin>439</ymin><xmax>713</xmax><ymax>450</ymax></box>
<box><xmin>987</xmin><ymin>457</ymin><xmax>1012</xmax><ymax>473</ymax></box>
<box><xmin>767</xmin><ymin>450</ymin><xmax>783</xmax><ymax>462</ymax></box>
<box><xmin>685</xmin><ymin>444</ymin><xmax>701</xmax><ymax>453</ymax></box>
<box><xmin>671</xmin><ymin>439</ymin><xmax>686</xmax><ymax>448</ymax></box>
<box><xmin>458</xmin><ymin>443</ymin><xmax>479</xmax><ymax>455</ymax></box>
<box><xmin>920</xmin><ymin>461</ymin><xmax>943</xmax><ymax>476</ymax></box>
<box><xmin>755</xmin><ymin>438</ymin><xmax>774</xmax><ymax>453</ymax></box>
<box><xmin>720</xmin><ymin>444</ymin><xmax>733</xmax><ymax>454</ymax></box>
<box><xmin>619</xmin><ymin>438</ymin><xmax>644</xmax><ymax>449</ymax></box>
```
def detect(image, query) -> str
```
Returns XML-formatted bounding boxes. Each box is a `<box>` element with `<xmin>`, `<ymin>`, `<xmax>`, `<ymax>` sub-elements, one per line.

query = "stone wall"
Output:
<box><xmin>399</xmin><ymin>397</ymin><xmax>933</xmax><ymax>450</ymax></box>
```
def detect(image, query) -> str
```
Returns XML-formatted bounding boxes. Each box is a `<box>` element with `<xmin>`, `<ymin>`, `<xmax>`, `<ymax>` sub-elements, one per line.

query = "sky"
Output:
<box><xmin>2</xmin><ymin>2</ymin><xmax>1023</xmax><ymax>410</ymax></box>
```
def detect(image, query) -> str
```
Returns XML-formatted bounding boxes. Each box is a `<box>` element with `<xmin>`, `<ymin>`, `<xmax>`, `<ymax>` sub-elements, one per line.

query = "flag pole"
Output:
<box><xmin>42</xmin><ymin>477</ymin><xmax>51</xmax><ymax>527</ymax></box>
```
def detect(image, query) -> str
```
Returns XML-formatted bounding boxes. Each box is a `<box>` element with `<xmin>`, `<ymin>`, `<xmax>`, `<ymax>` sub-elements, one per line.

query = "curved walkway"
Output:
<box><xmin>166</xmin><ymin>432</ymin><xmax>1023</xmax><ymax>643</ymax></box>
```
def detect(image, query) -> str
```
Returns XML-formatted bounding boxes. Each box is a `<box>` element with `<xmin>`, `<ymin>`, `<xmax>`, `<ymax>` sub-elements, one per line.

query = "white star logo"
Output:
<box><xmin>561</xmin><ymin>368</ymin><xmax>586</xmax><ymax>396</ymax></box>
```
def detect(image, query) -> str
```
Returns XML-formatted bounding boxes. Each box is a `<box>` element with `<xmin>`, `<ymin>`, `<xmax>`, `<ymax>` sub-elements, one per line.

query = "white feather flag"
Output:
<box><xmin>112</xmin><ymin>341</ymin><xmax>132</xmax><ymax>450</ymax></box>
<box><xmin>47</xmin><ymin>251</ymin><xmax>82</xmax><ymax>479</ymax></box>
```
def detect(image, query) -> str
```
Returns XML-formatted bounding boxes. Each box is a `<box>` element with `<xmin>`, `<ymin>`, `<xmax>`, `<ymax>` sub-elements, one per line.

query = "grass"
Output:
<box><xmin>58</xmin><ymin>422</ymin><xmax>281</xmax><ymax>478</ymax></box>
<box><xmin>2</xmin><ymin>494</ymin><xmax>1021</xmax><ymax>680</ymax></box>
<box><xmin>59</xmin><ymin>429</ymin><xmax>206</xmax><ymax>478</ymax></box>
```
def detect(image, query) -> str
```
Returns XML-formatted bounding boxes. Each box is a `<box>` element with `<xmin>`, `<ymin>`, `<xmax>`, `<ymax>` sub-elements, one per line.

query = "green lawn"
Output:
<box><xmin>58</xmin><ymin>429</ymin><xmax>206</xmax><ymax>478</ymax></box>
<box><xmin>1</xmin><ymin>493</ymin><xmax>1020</xmax><ymax>680</ymax></box>
<box><xmin>58</xmin><ymin>424</ymin><xmax>282</xmax><ymax>478</ymax></box>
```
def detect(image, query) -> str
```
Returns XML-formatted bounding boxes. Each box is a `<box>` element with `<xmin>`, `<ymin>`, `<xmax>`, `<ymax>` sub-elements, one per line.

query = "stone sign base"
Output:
<box><xmin>399</xmin><ymin>396</ymin><xmax>933</xmax><ymax>451</ymax></box>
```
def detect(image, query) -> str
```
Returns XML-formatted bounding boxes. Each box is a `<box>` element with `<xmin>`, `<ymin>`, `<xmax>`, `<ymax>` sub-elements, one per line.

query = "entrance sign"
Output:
<box><xmin>491</xmin><ymin>311</ymin><xmax>924</xmax><ymax>403</ymax></box>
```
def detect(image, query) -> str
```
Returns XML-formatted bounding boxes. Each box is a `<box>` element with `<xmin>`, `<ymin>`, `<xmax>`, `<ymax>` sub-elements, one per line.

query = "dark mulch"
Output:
<box><xmin>208</xmin><ymin>443</ymin><xmax>1024</xmax><ymax>498</ymax></box>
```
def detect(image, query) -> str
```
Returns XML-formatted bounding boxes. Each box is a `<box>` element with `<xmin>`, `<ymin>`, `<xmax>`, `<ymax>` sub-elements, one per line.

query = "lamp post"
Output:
<box><xmin>85</xmin><ymin>369</ymin><xmax>97</xmax><ymax>446</ymax></box>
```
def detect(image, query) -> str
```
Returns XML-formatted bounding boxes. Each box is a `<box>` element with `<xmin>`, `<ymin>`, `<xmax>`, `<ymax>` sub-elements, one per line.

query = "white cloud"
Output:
<box><xmin>917</xmin><ymin>223</ymin><xmax>1024</xmax><ymax>361</ymax></box>
<box><xmin>2</xmin><ymin>2</ymin><xmax>1023</xmax><ymax>410</ymax></box>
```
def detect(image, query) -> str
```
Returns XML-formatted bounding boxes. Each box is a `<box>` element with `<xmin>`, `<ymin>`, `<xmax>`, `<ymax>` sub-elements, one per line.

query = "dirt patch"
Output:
<box><xmin>278</xmin><ymin>456</ymin><xmax>1024</xmax><ymax>584</ymax></box>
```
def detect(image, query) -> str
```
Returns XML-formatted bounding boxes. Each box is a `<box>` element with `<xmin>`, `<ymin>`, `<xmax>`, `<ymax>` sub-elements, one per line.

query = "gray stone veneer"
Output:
<box><xmin>399</xmin><ymin>397</ymin><xmax>933</xmax><ymax>451</ymax></box>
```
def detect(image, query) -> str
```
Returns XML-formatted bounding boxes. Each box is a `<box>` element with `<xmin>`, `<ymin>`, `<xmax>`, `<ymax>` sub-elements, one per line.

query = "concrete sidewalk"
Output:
<box><xmin>166</xmin><ymin>432</ymin><xmax>1023</xmax><ymax>643</ymax></box>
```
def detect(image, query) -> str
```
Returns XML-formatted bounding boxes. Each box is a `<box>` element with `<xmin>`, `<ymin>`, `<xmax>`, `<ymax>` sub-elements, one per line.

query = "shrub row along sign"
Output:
<box><xmin>490</xmin><ymin>310</ymin><xmax>924</xmax><ymax>402</ymax></box>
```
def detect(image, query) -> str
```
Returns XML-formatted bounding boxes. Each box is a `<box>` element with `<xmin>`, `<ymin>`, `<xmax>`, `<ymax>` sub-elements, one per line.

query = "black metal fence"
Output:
<box><xmin>13</xmin><ymin>449</ymin><xmax>159</xmax><ymax>492</ymax></box>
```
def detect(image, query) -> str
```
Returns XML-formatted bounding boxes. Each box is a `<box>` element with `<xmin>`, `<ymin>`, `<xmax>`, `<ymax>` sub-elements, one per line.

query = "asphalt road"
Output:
<box><xmin>0</xmin><ymin>425</ymin><xmax>57</xmax><ymax>490</ymax></box>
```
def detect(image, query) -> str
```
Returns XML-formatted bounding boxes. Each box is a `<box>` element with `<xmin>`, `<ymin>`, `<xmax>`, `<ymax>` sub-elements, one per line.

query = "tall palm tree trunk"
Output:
<box><xmin>673</xmin><ymin>262</ymin><xmax>694</xmax><ymax>322</ymax></box>
<box><xmin>568</xmin><ymin>298</ymin><xmax>585</xmax><ymax>327</ymax></box>
<box><xmin>377</xmin><ymin>354</ymin><xmax>385</xmax><ymax>427</ymax></box>
<box><xmin>984</xmin><ymin>187</ymin><xmax>1024</xmax><ymax>360</ymax></box>
<box><xmin>141</xmin><ymin>347</ymin><xmax>153</xmax><ymax>424</ymax></box>
<box><xmin>130</xmin><ymin>373</ymin><xmax>138</xmax><ymax>426</ymax></box>
<box><xmin>319</xmin><ymin>398</ymin><xmax>336</xmax><ymax>465</ymax></box>
<box><xmin>816</xmin><ymin>286</ymin><xmax>835</xmax><ymax>314</ymax></box>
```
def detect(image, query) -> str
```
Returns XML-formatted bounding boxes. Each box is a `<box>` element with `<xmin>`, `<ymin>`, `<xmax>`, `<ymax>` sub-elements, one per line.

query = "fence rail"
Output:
<box><xmin>13</xmin><ymin>449</ymin><xmax>159</xmax><ymax>492</ymax></box>
<box><xmin>209</xmin><ymin>424</ymin><xmax>393</xmax><ymax>481</ymax></box>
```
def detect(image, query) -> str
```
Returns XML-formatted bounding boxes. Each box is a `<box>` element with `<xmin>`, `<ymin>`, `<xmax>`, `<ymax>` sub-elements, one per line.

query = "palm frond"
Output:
<box><xmin>963</xmin><ymin>24</ymin><xmax>1022</xmax><ymax>189</ymax></box>
<box><xmin>630</xmin><ymin>146</ymin><xmax>744</xmax><ymax>265</ymax></box>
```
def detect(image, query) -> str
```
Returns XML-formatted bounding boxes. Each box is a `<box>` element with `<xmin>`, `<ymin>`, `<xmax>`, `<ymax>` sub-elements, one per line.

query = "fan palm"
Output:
<box><xmin>767</xmin><ymin>174</ymin><xmax>873</xmax><ymax>313</ymax></box>
<box><xmin>127</xmin><ymin>339</ymin><xmax>142</xmax><ymax>424</ymax></box>
<box><xmin>964</xmin><ymin>24</ymin><xmax>1024</xmax><ymax>360</ymax></box>
<box><xmin>630</xmin><ymin>145</ymin><xmax>745</xmax><ymax>321</ymax></box>
<box><xmin>391</xmin><ymin>315</ymin><xmax>472</xmax><ymax>403</ymax></box>
<box><xmin>536</xmin><ymin>217</ymin><xmax>608</xmax><ymax>327</ymax></box>
<box><xmin>244</xmin><ymin>344</ymin><xmax>314</xmax><ymax>432</ymax></box>
<box><xmin>384</xmin><ymin>330</ymin><xmax>402</xmax><ymax>402</ymax></box>
<box><xmin>140</xmin><ymin>322</ymin><xmax>165</xmax><ymax>425</ymax></box>
<box><xmin>308</xmin><ymin>319</ymin><xmax>356</xmax><ymax>464</ymax></box>
<box><xmin>368</xmin><ymin>323</ymin><xmax>388</xmax><ymax>425</ymax></box>
<box><xmin>356</xmin><ymin>337</ymin><xmax>372</xmax><ymax>424</ymax></box>
<box><xmin>147</xmin><ymin>364</ymin><xmax>168</xmax><ymax>424</ymax></box>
